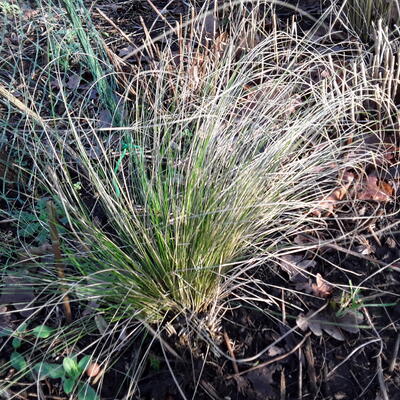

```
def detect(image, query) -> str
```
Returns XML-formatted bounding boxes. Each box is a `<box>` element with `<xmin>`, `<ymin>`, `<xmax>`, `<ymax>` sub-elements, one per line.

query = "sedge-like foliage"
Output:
<box><xmin>338</xmin><ymin>0</ymin><xmax>400</xmax><ymax>41</ymax></box>
<box><xmin>1</xmin><ymin>1</ymin><xmax>398</xmax><ymax>398</ymax></box>
<box><xmin>30</xmin><ymin>12</ymin><xmax>386</xmax><ymax>324</ymax></box>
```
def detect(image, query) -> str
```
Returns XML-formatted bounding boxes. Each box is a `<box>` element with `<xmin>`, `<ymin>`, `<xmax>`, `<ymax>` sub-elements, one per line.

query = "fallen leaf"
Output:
<box><xmin>312</xmin><ymin>171</ymin><xmax>355</xmax><ymax>216</ymax></box>
<box><xmin>357</xmin><ymin>175</ymin><xmax>392</xmax><ymax>202</ymax></box>
<box><xmin>296</xmin><ymin>310</ymin><xmax>345</xmax><ymax>341</ymax></box>
<box><xmin>267</xmin><ymin>345</ymin><xmax>285</xmax><ymax>357</ymax></box>
<box><xmin>336</xmin><ymin>310</ymin><xmax>363</xmax><ymax>334</ymax></box>
<box><xmin>86</xmin><ymin>362</ymin><xmax>101</xmax><ymax>377</ymax></box>
<box><xmin>66</xmin><ymin>74</ymin><xmax>81</xmax><ymax>90</ymax></box>
<box><xmin>311</xmin><ymin>274</ymin><xmax>333</xmax><ymax>298</ymax></box>
<box><xmin>247</xmin><ymin>366</ymin><xmax>277</xmax><ymax>398</ymax></box>
<box><xmin>279</xmin><ymin>254</ymin><xmax>316</xmax><ymax>281</ymax></box>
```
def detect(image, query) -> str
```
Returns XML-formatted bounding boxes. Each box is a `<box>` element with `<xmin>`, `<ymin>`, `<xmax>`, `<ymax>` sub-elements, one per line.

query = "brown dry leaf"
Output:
<box><xmin>311</xmin><ymin>171</ymin><xmax>355</xmax><ymax>216</ymax></box>
<box><xmin>336</xmin><ymin>310</ymin><xmax>363</xmax><ymax>334</ymax></box>
<box><xmin>296</xmin><ymin>310</ymin><xmax>345</xmax><ymax>341</ymax></box>
<box><xmin>279</xmin><ymin>255</ymin><xmax>316</xmax><ymax>278</ymax></box>
<box><xmin>357</xmin><ymin>175</ymin><xmax>393</xmax><ymax>202</ymax></box>
<box><xmin>311</xmin><ymin>274</ymin><xmax>333</xmax><ymax>298</ymax></box>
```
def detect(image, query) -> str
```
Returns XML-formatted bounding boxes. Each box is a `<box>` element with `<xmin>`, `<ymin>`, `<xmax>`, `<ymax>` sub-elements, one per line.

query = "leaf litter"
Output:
<box><xmin>297</xmin><ymin>307</ymin><xmax>364</xmax><ymax>341</ymax></box>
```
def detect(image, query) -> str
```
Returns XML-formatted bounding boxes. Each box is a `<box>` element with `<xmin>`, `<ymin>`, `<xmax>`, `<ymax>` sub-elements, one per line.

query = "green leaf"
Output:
<box><xmin>149</xmin><ymin>355</ymin><xmax>160</xmax><ymax>371</ymax></box>
<box><xmin>33</xmin><ymin>362</ymin><xmax>64</xmax><ymax>380</ymax></box>
<box><xmin>12</xmin><ymin>337</ymin><xmax>21</xmax><ymax>349</ymax></box>
<box><xmin>78</xmin><ymin>355</ymin><xmax>91</xmax><ymax>373</ymax></box>
<box><xmin>77</xmin><ymin>382</ymin><xmax>100</xmax><ymax>400</ymax></box>
<box><xmin>32</xmin><ymin>325</ymin><xmax>54</xmax><ymax>339</ymax></box>
<box><xmin>0</xmin><ymin>328</ymin><xmax>13</xmax><ymax>337</ymax></box>
<box><xmin>10</xmin><ymin>352</ymin><xmax>27</xmax><ymax>371</ymax></box>
<box><xmin>16</xmin><ymin>322</ymin><xmax>28</xmax><ymax>334</ymax></box>
<box><xmin>63</xmin><ymin>377</ymin><xmax>75</xmax><ymax>394</ymax></box>
<box><xmin>49</xmin><ymin>365</ymin><xmax>65</xmax><ymax>379</ymax></box>
<box><xmin>20</xmin><ymin>222</ymin><xmax>41</xmax><ymax>237</ymax></box>
<box><xmin>63</xmin><ymin>357</ymin><xmax>79</xmax><ymax>379</ymax></box>
<box><xmin>33</xmin><ymin>362</ymin><xmax>52</xmax><ymax>380</ymax></box>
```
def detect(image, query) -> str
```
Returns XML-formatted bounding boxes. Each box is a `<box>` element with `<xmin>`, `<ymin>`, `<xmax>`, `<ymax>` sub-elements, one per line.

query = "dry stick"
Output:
<box><xmin>389</xmin><ymin>332</ymin><xmax>400</xmax><ymax>373</ymax></box>
<box><xmin>304</xmin><ymin>336</ymin><xmax>318</xmax><ymax>395</ymax></box>
<box><xmin>229</xmin><ymin>332</ymin><xmax>311</xmax><ymax>379</ymax></box>
<box><xmin>298</xmin><ymin>348</ymin><xmax>303</xmax><ymax>400</ymax></box>
<box><xmin>95</xmin><ymin>7</ymin><xmax>136</xmax><ymax>46</ymax></box>
<box><xmin>280</xmin><ymin>368</ymin><xmax>286</xmax><ymax>400</ymax></box>
<box><xmin>47</xmin><ymin>201</ymin><xmax>72</xmax><ymax>323</ymax></box>
<box><xmin>145</xmin><ymin>0</ymin><xmax>175</xmax><ymax>31</ymax></box>
<box><xmin>223</xmin><ymin>331</ymin><xmax>239</xmax><ymax>375</ymax></box>
<box><xmin>0</xmin><ymin>83</ymin><xmax>46</xmax><ymax>127</ymax></box>
<box><xmin>0</xmin><ymin>218</ymin><xmax>17</xmax><ymax>224</ymax></box>
<box><xmin>142</xmin><ymin>321</ymin><xmax>182</xmax><ymax>361</ymax></box>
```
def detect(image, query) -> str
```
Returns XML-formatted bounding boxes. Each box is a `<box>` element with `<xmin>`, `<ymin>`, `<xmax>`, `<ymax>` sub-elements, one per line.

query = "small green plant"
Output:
<box><xmin>2</xmin><ymin>323</ymin><xmax>98</xmax><ymax>399</ymax></box>
<box><xmin>335</xmin><ymin>282</ymin><xmax>397</xmax><ymax>319</ymax></box>
<box><xmin>10</xmin><ymin>197</ymin><xmax>67</xmax><ymax>244</ymax></box>
<box><xmin>34</xmin><ymin>355</ymin><xmax>99</xmax><ymax>400</ymax></box>
<box><xmin>1</xmin><ymin>323</ymin><xmax>55</xmax><ymax>373</ymax></box>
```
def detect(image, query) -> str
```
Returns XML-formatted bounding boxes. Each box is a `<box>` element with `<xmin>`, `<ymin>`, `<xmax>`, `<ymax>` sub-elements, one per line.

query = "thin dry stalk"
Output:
<box><xmin>46</xmin><ymin>200</ymin><xmax>72</xmax><ymax>323</ymax></box>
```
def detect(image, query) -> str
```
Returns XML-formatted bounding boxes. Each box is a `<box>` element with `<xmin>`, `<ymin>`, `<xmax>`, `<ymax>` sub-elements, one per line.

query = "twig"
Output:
<box><xmin>47</xmin><ymin>200</ymin><xmax>72</xmax><ymax>323</ymax></box>
<box><xmin>280</xmin><ymin>368</ymin><xmax>286</xmax><ymax>400</ymax></box>
<box><xmin>0</xmin><ymin>218</ymin><xmax>17</xmax><ymax>224</ymax></box>
<box><xmin>229</xmin><ymin>332</ymin><xmax>311</xmax><ymax>378</ymax></box>
<box><xmin>389</xmin><ymin>332</ymin><xmax>400</xmax><ymax>373</ymax></box>
<box><xmin>0</xmin><ymin>84</ymin><xmax>46</xmax><ymax>127</ymax></box>
<box><xmin>377</xmin><ymin>355</ymin><xmax>389</xmax><ymax>400</ymax></box>
<box><xmin>304</xmin><ymin>336</ymin><xmax>317</xmax><ymax>395</ymax></box>
<box><xmin>223</xmin><ymin>331</ymin><xmax>239</xmax><ymax>375</ymax></box>
<box><xmin>142</xmin><ymin>321</ymin><xmax>182</xmax><ymax>360</ymax></box>
<box><xmin>145</xmin><ymin>0</ymin><xmax>174</xmax><ymax>31</ymax></box>
<box><xmin>95</xmin><ymin>8</ymin><xmax>135</xmax><ymax>46</ymax></box>
<box><xmin>298</xmin><ymin>348</ymin><xmax>303</xmax><ymax>400</ymax></box>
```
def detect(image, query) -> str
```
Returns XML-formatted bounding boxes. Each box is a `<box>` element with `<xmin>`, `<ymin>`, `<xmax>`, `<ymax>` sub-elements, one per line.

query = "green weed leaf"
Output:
<box><xmin>149</xmin><ymin>355</ymin><xmax>160</xmax><ymax>371</ymax></box>
<box><xmin>0</xmin><ymin>327</ymin><xmax>13</xmax><ymax>337</ymax></box>
<box><xmin>78</xmin><ymin>355</ymin><xmax>91</xmax><ymax>373</ymax></box>
<box><xmin>16</xmin><ymin>322</ymin><xmax>28</xmax><ymax>333</ymax></box>
<box><xmin>77</xmin><ymin>382</ymin><xmax>100</xmax><ymax>400</ymax></box>
<box><xmin>32</xmin><ymin>325</ymin><xmax>54</xmax><ymax>338</ymax></box>
<box><xmin>10</xmin><ymin>352</ymin><xmax>27</xmax><ymax>371</ymax></box>
<box><xmin>12</xmin><ymin>337</ymin><xmax>21</xmax><ymax>349</ymax></box>
<box><xmin>63</xmin><ymin>357</ymin><xmax>79</xmax><ymax>378</ymax></box>
<box><xmin>33</xmin><ymin>362</ymin><xmax>64</xmax><ymax>380</ymax></box>
<box><xmin>63</xmin><ymin>377</ymin><xmax>75</xmax><ymax>394</ymax></box>
<box><xmin>49</xmin><ymin>364</ymin><xmax>65</xmax><ymax>379</ymax></box>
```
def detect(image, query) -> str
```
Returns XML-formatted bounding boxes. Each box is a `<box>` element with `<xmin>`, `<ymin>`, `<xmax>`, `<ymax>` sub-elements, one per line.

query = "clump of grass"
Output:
<box><xmin>338</xmin><ymin>0</ymin><xmax>400</xmax><ymax>41</ymax></box>
<box><xmin>28</xmin><ymin>3</ymin><xmax>389</xmax><ymax>323</ymax></box>
<box><xmin>1</xmin><ymin>0</ymin><xmax>398</xmax><ymax>398</ymax></box>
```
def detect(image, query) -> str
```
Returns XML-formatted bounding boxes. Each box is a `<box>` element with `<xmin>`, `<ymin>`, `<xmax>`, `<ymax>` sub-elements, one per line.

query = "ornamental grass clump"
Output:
<box><xmin>1</xmin><ymin>0</ymin><xmax>398</xmax><ymax>397</ymax></box>
<box><xmin>28</xmin><ymin>9</ymin><xmax>388</xmax><ymax>325</ymax></box>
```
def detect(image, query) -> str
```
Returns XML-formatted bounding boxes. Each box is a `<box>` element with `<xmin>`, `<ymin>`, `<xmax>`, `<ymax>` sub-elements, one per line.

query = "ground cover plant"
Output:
<box><xmin>0</xmin><ymin>0</ymin><xmax>399</xmax><ymax>399</ymax></box>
